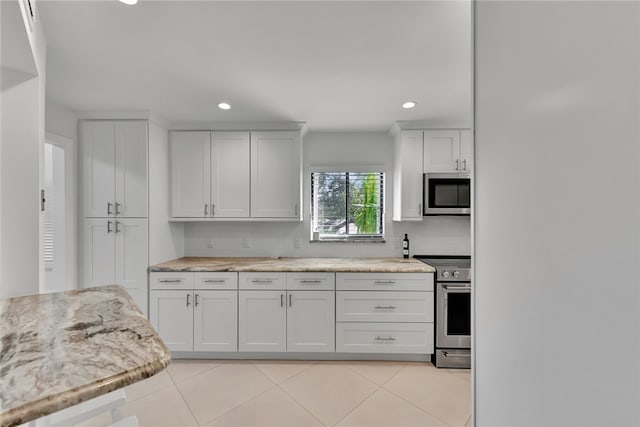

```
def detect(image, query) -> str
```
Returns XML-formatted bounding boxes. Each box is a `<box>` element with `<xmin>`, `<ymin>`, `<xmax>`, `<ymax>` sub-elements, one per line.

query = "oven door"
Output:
<box><xmin>437</xmin><ymin>282</ymin><xmax>471</xmax><ymax>348</ymax></box>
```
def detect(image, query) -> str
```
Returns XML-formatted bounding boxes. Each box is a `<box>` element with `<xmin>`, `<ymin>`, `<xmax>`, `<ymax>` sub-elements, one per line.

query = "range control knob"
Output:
<box><xmin>453</xmin><ymin>271</ymin><xmax>460</xmax><ymax>279</ymax></box>
<box><xmin>441</xmin><ymin>271</ymin><xmax>450</xmax><ymax>278</ymax></box>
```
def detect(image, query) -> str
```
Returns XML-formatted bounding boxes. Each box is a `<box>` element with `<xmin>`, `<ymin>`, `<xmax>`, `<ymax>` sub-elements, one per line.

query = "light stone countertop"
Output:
<box><xmin>0</xmin><ymin>285</ymin><xmax>171</xmax><ymax>427</ymax></box>
<box><xmin>148</xmin><ymin>257</ymin><xmax>436</xmax><ymax>273</ymax></box>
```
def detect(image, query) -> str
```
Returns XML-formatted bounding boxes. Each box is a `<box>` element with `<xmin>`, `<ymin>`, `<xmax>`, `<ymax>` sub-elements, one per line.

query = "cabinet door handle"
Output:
<box><xmin>463</xmin><ymin>159</ymin><xmax>467</xmax><ymax>171</ymax></box>
<box><xmin>374</xmin><ymin>280</ymin><xmax>396</xmax><ymax>285</ymax></box>
<box><xmin>195</xmin><ymin>294</ymin><xmax>199</xmax><ymax>307</ymax></box>
<box><xmin>115</xmin><ymin>202</ymin><xmax>121</xmax><ymax>215</ymax></box>
<box><xmin>280</xmin><ymin>293</ymin><xmax>284</xmax><ymax>307</ymax></box>
<box><xmin>299</xmin><ymin>280</ymin><xmax>321</xmax><ymax>284</ymax></box>
<box><xmin>115</xmin><ymin>221</ymin><xmax>121</xmax><ymax>233</ymax></box>
<box><xmin>374</xmin><ymin>336</ymin><xmax>396</xmax><ymax>342</ymax></box>
<box><xmin>456</xmin><ymin>159</ymin><xmax>460</xmax><ymax>171</ymax></box>
<box><xmin>107</xmin><ymin>202</ymin><xmax>113</xmax><ymax>215</ymax></box>
<box><xmin>203</xmin><ymin>279</ymin><xmax>225</xmax><ymax>284</ymax></box>
<box><xmin>289</xmin><ymin>294</ymin><xmax>292</xmax><ymax>307</ymax></box>
<box><xmin>107</xmin><ymin>220</ymin><xmax>113</xmax><ymax>233</ymax></box>
<box><xmin>159</xmin><ymin>279</ymin><xmax>182</xmax><ymax>283</ymax></box>
<box><xmin>186</xmin><ymin>293</ymin><xmax>191</xmax><ymax>307</ymax></box>
<box><xmin>251</xmin><ymin>279</ymin><xmax>273</xmax><ymax>284</ymax></box>
<box><xmin>374</xmin><ymin>305</ymin><xmax>397</xmax><ymax>310</ymax></box>
<box><xmin>211</xmin><ymin>203</ymin><xmax>215</xmax><ymax>216</ymax></box>
<box><xmin>204</xmin><ymin>204</ymin><xmax>208</xmax><ymax>216</ymax></box>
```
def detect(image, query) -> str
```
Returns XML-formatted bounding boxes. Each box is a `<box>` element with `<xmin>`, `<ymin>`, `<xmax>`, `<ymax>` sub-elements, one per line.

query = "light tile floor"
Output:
<box><xmin>76</xmin><ymin>360</ymin><xmax>471</xmax><ymax>427</ymax></box>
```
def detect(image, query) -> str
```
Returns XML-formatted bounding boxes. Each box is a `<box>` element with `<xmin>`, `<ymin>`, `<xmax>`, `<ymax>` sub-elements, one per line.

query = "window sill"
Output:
<box><xmin>310</xmin><ymin>239</ymin><xmax>386</xmax><ymax>244</ymax></box>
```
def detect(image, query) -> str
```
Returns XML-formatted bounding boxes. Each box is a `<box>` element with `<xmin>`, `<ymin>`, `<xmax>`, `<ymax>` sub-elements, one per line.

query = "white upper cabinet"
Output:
<box><xmin>82</xmin><ymin>121</ymin><xmax>116</xmax><ymax>218</ymax></box>
<box><xmin>170</xmin><ymin>131</ymin><xmax>211</xmax><ymax>217</ymax></box>
<box><xmin>81</xmin><ymin>120</ymin><xmax>147</xmax><ymax>218</ymax></box>
<box><xmin>459</xmin><ymin>129</ymin><xmax>473</xmax><ymax>173</ymax></box>
<box><xmin>393</xmin><ymin>130</ymin><xmax>424</xmax><ymax>221</ymax></box>
<box><xmin>250</xmin><ymin>131</ymin><xmax>301</xmax><ymax>219</ymax></box>
<box><xmin>211</xmin><ymin>132</ymin><xmax>250</xmax><ymax>218</ymax></box>
<box><xmin>171</xmin><ymin>131</ymin><xmax>251</xmax><ymax>218</ymax></box>
<box><xmin>115</xmin><ymin>122</ymin><xmax>148</xmax><ymax>217</ymax></box>
<box><xmin>423</xmin><ymin>129</ymin><xmax>472</xmax><ymax>173</ymax></box>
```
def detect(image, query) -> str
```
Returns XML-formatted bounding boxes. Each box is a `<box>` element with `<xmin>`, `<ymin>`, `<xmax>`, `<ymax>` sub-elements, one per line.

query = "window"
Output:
<box><xmin>311</xmin><ymin>172</ymin><xmax>384</xmax><ymax>241</ymax></box>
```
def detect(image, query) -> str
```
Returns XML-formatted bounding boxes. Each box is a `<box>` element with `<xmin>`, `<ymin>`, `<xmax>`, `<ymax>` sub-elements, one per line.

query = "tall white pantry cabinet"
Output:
<box><xmin>80</xmin><ymin>120</ymin><xmax>149</xmax><ymax>315</ymax></box>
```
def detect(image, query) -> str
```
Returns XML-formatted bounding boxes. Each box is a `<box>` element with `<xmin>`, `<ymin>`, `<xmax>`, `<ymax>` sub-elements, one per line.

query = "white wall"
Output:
<box><xmin>44</xmin><ymin>99</ymin><xmax>77</xmax><ymax>290</ymax></box>
<box><xmin>149</xmin><ymin>120</ymin><xmax>184</xmax><ymax>264</ymax></box>
<box><xmin>475</xmin><ymin>2</ymin><xmax>639</xmax><ymax>426</ymax></box>
<box><xmin>0</xmin><ymin>0</ymin><xmax>47</xmax><ymax>298</ymax></box>
<box><xmin>184</xmin><ymin>132</ymin><xmax>470</xmax><ymax>257</ymax></box>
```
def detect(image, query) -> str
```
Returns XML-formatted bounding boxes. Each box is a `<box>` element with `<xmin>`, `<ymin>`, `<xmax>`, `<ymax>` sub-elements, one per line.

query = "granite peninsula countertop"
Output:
<box><xmin>149</xmin><ymin>257</ymin><xmax>436</xmax><ymax>273</ymax></box>
<box><xmin>0</xmin><ymin>285</ymin><xmax>171</xmax><ymax>427</ymax></box>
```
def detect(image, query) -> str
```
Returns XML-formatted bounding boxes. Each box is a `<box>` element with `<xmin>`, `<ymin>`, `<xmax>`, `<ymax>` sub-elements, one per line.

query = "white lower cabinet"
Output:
<box><xmin>194</xmin><ymin>290</ymin><xmax>238</xmax><ymax>351</ymax></box>
<box><xmin>336</xmin><ymin>272</ymin><xmax>434</xmax><ymax>355</ymax></box>
<box><xmin>149</xmin><ymin>290</ymin><xmax>194</xmax><ymax>352</ymax></box>
<box><xmin>336</xmin><ymin>322</ymin><xmax>434</xmax><ymax>354</ymax></box>
<box><xmin>149</xmin><ymin>273</ymin><xmax>238</xmax><ymax>352</ymax></box>
<box><xmin>238</xmin><ymin>290</ymin><xmax>287</xmax><ymax>352</ymax></box>
<box><xmin>287</xmin><ymin>290</ymin><xmax>335</xmax><ymax>352</ymax></box>
<box><xmin>238</xmin><ymin>272</ymin><xmax>335</xmax><ymax>353</ymax></box>
<box><xmin>83</xmin><ymin>218</ymin><xmax>148</xmax><ymax>315</ymax></box>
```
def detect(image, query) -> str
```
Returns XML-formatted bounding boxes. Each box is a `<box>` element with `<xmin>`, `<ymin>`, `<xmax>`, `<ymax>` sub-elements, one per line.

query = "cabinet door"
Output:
<box><xmin>393</xmin><ymin>131</ymin><xmax>424</xmax><ymax>221</ymax></box>
<box><xmin>149</xmin><ymin>290</ymin><xmax>194</xmax><ymax>352</ymax></box>
<box><xmin>115</xmin><ymin>218</ymin><xmax>148</xmax><ymax>315</ymax></box>
<box><xmin>250</xmin><ymin>131</ymin><xmax>301</xmax><ymax>218</ymax></box>
<box><xmin>82</xmin><ymin>121</ymin><xmax>115</xmax><ymax>217</ymax></box>
<box><xmin>459</xmin><ymin>129</ymin><xmax>473</xmax><ymax>173</ymax></box>
<box><xmin>423</xmin><ymin>130</ymin><xmax>461</xmax><ymax>172</ymax></box>
<box><xmin>194</xmin><ymin>290</ymin><xmax>238</xmax><ymax>352</ymax></box>
<box><xmin>170</xmin><ymin>131</ymin><xmax>211</xmax><ymax>217</ymax></box>
<box><xmin>287</xmin><ymin>291</ymin><xmax>335</xmax><ymax>353</ymax></box>
<box><xmin>83</xmin><ymin>219</ymin><xmax>116</xmax><ymax>287</ymax></box>
<box><xmin>238</xmin><ymin>290</ymin><xmax>286</xmax><ymax>352</ymax></box>
<box><xmin>115</xmin><ymin>121</ymin><xmax>148</xmax><ymax>217</ymax></box>
<box><xmin>210</xmin><ymin>132</ymin><xmax>250</xmax><ymax>218</ymax></box>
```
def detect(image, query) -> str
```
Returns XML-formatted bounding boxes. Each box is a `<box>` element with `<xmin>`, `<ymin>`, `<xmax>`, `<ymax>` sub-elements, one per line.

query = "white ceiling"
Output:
<box><xmin>39</xmin><ymin>1</ymin><xmax>472</xmax><ymax>132</ymax></box>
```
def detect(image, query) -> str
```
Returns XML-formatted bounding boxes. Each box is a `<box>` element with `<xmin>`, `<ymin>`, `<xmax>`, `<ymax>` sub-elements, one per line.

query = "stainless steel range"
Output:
<box><xmin>415</xmin><ymin>255</ymin><xmax>471</xmax><ymax>369</ymax></box>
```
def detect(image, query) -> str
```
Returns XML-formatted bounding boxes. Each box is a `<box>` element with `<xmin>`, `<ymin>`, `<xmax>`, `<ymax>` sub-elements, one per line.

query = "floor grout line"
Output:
<box><xmin>275</xmin><ymin>382</ymin><xmax>329</xmax><ymax>427</ymax></box>
<box><xmin>330</xmin><ymin>382</ymin><xmax>383</xmax><ymax>426</ymax></box>
<box><xmin>381</xmin><ymin>385</ymin><xmax>455</xmax><ymax>427</ymax></box>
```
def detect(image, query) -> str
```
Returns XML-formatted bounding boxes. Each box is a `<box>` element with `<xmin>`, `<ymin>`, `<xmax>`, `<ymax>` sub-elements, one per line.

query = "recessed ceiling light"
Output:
<box><xmin>119</xmin><ymin>0</ymin><xmax>137</xmax><ymax>5</ymax></box>
<box><xmin>402</xmin><ymin>101</ymin><xmax>417</xmax><ymax>109</ymax></box>
<box><xmin>218</xmin><ymin>102</ymin><xmax>231</xmax><ymax>110</ymax></box>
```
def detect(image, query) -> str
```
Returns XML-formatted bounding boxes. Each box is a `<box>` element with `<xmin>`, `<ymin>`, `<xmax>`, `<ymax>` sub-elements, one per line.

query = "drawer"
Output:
<box><xmin>336</xmin><ymin>322</ymin><xmax>434</xmax><ymax>354</ymax></box>
<box><xmin>150</xmin><ymin>272</ymin><xmax>194</xmax><ymax>290</ymax></box>
<box><xmin>239</xmin><ymin>272</ymin><xmax>287</xmax><ymax>290</ymax></box>
<box><xmin>194</xmin><ymin>272</ymin><xmax>238</xmax><ymax>290</ymax></box>
<box><xmin>336</xmin><ymin>291</ymin><xmax>433</xmax><ymax>322</ymax></box>
<box><xmin>336</xmin><ymin>273</ymin><xmax>433</xmax><ymax>291</ymax></box>
<box><xmin>286</xmin><ymin>272</ymin><xmax>335</xmax><ymax>290</ymax></box>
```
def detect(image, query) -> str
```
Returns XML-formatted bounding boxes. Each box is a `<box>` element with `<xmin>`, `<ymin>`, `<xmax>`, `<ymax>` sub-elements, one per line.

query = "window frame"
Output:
<box><xmin>310</xmin><ymin>169</ymin><xmax>385</xmax><ymax>242</ymax></box>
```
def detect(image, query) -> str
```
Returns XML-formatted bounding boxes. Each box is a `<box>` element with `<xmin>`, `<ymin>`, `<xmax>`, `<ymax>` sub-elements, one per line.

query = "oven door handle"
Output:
<box><xmin>442</xmin><ymin>285</ymin><xmax>471</xmax><ymax>291</ymax></box>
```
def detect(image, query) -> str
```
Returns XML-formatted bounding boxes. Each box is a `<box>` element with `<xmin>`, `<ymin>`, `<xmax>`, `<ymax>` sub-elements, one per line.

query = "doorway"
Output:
<box><xmin>42</xmin><ymin>133</ymin><xmax>75</xmax><ymax>292</ymax></box>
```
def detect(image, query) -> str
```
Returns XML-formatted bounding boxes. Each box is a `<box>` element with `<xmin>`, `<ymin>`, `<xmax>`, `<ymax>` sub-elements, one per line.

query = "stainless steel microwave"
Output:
<box><xmin>423</xmin><ymin>173</ymin><xmax>471</xmax><ymax>215</ymax></box>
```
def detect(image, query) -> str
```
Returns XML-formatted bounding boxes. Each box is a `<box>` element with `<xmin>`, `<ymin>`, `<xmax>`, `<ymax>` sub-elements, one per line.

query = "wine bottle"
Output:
<box><xmin>402</xmin><ymin>234</ymin><xmax>409</xmax><ymax>259</ymax></box>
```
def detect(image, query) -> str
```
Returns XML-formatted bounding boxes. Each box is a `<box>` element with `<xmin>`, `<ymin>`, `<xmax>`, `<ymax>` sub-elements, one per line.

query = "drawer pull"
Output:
<box><xmin>159</xmin><ymin>279</ymin><xmax>182</xmax><ymax>283</ymax></box>
<box><xmin>374</xmin><ymin>280</ymin><xmax>396</xmax><ymax>285</ymax></box>
<box><xmin>203</xmin><ymin>279</ymin><xmax>226</xmax><ymax>284</ymax></box>
<box><xmin>299</xmin><ymin>280</ymin><xmax>322</xmax><ymax>284</ymax></box>
<box><xmin>374</xmin><ymin>305</ymin><xmax>397</xmax><ymax>310</ymax></box>
<box><xmin>251</xmin><ymin>279</ymin><xmax>273</xmax><ymax>283</ymax></box>
<box><xmin>374</xmin><ymin>336</ymin><xmax>396</xmax><ymax>341</ymax></box>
